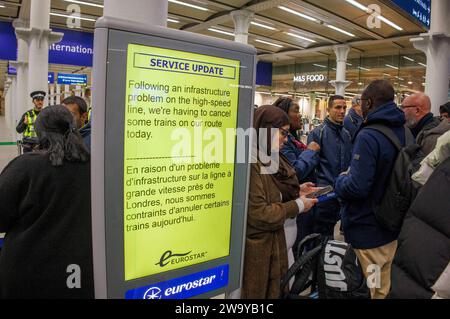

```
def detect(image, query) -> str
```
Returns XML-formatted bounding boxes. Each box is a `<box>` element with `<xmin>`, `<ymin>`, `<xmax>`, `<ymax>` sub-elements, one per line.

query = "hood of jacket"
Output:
<box><xmin>364</xmin><ymin>101</ymin><xmax>406</xmax><ymax>128</ymax></box>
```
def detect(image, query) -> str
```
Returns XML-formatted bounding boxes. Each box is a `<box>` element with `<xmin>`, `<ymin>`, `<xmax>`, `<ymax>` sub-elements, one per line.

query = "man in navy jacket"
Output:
<box><xmin>308</xmin><ymin>95</ymin><xmax>352</xmax><ymax>236</ymax></box>
<box><xmin>335</xmin><ymin>80</ymin><xmax>407</xmax><ymax>299</ymax></box>
<box><xmin>344</xmin><ymin>95</ymin><xmax>364</xmax><ymax>140</ymax></box>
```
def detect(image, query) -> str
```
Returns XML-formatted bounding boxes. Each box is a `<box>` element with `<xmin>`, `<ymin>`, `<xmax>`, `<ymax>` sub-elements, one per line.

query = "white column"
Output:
<box><xmin>330</xmin><ymin>45</ymin><xmax>351</xmax><ymax>96</ymax></box>
<box><xmin>65</xmin><ymin>85</ymin><xmax>70</xmax><ymax>98</ymax></box>
<box><xmin>56</xmin><ymin>84</ymin><xmax>61</xmax><ymax>104</ymax></box>
<box><xmin>12</xmin><ymin>19</ymin><xmax>29</xmax><ymax>119</ymax></box>
<box><xmin>411</xmin><ymin>0</ymin><xmax>450</xmax><ymax>115</ymax></box>
<box><xmin>48</xmin><ymin>84</ymin><xmax>55</xmax><ymax>105</ymax></box>
<box><xmin>15</xmin><ymin>0</ymin><xmax>63</xmax><ymax>106</ymax></box>
<box><xmin>103</xmin><ymin>0</ymin><xmax>167</xmax><ymax>26</ymax></box>
<box><xmin>230</xmin><ymin>10</ymin><xmax>254</xmax><ymax>44</ymax></box>
<box><xmin>4</xmin><ymin>79</ymin><xmax>13</xmax><ymax>130</ymax></box>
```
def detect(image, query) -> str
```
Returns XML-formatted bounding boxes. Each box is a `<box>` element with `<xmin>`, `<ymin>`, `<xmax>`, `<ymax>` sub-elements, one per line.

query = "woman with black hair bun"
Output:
<box><xmin>0</xmin><ymin>105</ymin><xmax>94</xmax><ymax>299</ymax></box>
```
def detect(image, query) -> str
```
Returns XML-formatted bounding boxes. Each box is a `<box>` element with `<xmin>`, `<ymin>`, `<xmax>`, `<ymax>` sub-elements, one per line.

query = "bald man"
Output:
<box><xmin>402</xmin><ymin>93</ymin><xmax>450</xmax><ymax>155</ymax></box>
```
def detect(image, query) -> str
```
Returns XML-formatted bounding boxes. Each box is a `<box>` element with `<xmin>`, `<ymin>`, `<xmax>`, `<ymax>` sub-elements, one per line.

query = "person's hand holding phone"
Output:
<box><xmin>299</xmin><ymin>182</ymin><xmax>321</xmax><ymax>197</ymax></box>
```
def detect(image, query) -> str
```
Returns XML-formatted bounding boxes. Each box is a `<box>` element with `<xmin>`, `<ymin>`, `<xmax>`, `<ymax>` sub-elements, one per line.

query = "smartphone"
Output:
<box><xmin>306</xmin><ymin>185</ymin><xmax>334</xmax><ymax>199</ymax></box>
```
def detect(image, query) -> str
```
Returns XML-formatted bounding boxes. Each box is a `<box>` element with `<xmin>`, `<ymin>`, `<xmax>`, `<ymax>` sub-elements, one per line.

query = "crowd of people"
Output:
<box><xmin>243</xmin><ymin>80</ymin><xmax>450</xmax><ymax>299</ymax></box>
<box><xmin>0</xmin><ymin>79</ymin><xmax>449</xmax><ymax>299</ymax></box>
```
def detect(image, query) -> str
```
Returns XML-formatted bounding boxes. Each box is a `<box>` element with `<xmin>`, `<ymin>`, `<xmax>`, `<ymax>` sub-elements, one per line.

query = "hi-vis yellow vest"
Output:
<box><xmin>24</xmin><ymin>110</ymin><xmax>38</xmax><ymax>138</ymax></box>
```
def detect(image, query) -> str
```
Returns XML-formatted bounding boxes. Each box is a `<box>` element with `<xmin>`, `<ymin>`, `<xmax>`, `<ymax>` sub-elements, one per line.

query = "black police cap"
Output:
<box><xmin>30</xmin><ymin>91</ymin><xmax>46</xmax><ymax>99</ymax></box>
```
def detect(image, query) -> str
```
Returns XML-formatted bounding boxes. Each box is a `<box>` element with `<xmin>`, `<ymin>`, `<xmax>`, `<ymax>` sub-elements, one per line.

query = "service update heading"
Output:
<box><xmin>133</xmin><ymin>52</ymin><xmax>237</xmax><ymax>79</ymax></box>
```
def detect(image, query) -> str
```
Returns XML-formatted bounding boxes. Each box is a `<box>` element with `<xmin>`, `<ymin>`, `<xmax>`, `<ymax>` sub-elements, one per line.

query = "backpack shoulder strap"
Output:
<box><xmin>364</xmin><ymin>124</ymin><xmax>402</xmax><ymax>151</ymax></box>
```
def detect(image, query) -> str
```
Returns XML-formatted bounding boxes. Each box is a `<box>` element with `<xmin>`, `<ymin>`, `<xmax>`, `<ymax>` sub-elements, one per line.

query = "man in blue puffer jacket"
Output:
<box><xmin>308</xmin><ymin>95</ymin><xmax>352</xmax><ymax>237</ymax></box>
<box><xmin>335</xmin><ymin>80</ymin><xmax>407</xmax><ymax>299</ymax></box>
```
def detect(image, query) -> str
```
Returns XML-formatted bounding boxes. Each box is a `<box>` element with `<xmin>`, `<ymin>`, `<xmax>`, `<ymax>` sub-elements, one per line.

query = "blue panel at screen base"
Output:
<box><xmin>125</xmin><ymin>265</ymin><xmax>229</xmax><ymax>299</ymax></box>
<box><xmin>256</xmin><ymin>61</ymin><xmax>272</xmax><ymax>86</ymax></box>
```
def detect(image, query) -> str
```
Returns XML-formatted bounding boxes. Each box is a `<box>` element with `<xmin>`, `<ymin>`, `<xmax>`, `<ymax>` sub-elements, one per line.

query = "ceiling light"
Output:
<box><xmin>376</xmin><ymin>15</ymin><xmax>403</xmax><ymax>31</ymax></box>
<box><xmin>167</xmin><ymin>18</ymin><xmax>180</xmax><ymax>23</ymax></box>
<box><xmin>278</xmin><ymin>6</ymin><xmax>318</xmax><ymax>22</ymax></box>
<box><xmin>208</xmin><ymin>28</ymin><xmax>234</xmax><ymax>36</ymax></box>
<box><xmin>285</xmin><ymin>32</ymin><xmax>316</xmax><ymax>43</ymax></box>
<box><xmin>345</xmin><ymin>0</ymin><xmax>369</xmax><ymax>12</ymax></box>
<box><xmin>383</xmin><ymin>73</ymin><xmax>390</xmax><ymax>76</ymax></box>
<box><xmin>418</xmin><ymin>62</ymin><xmax>427</xmax><ymax>67</ymax></box>
<box><xmin>313</xmin><ymin>63</ymin><xmax>327</xmax><ymax>68</ymax></box>
<box><xmin>347</xmin><ymin>63</ymin><xmax>352</xmax><ymax>66</ymax></box>
<box><xmin>256</xmin><ymin>91</ymin><xmax>272</xmax><ymax>95</ymax></box>
<box><xmin>326</xmin><ymin>24</ymin><xmax>355</xmax><ymax>37</ymax></box>
<box><xmin>385</xmin><ymin>64</ymin><xmax>399</xmax><ymax>70</ymax></box>
<box><xmin>251</xmin><ymin>21</ymin><xmax>276</xmax><ymax>31</ymax></box>
<box><xmin>255</xmin><ymin>39</ymin><xmax>283</xmax><ymax>48</ymax></box>
<box><xmin>358</xmin><ymin>82</ymin><xmax>363</xmax><ymax>85</ymax></box>
<box><xmin>169</xmin><ymin>0</ymin><xmax>208</xmax><ymax>11</ymax></box>
<box><xmin>50</xmin><ymin>12</ymin><xmax>96</xmax><ymax>22</ymax></box>
<box><xmin>422</xmin><ymin>83</ymin><xmax>426</xmax><ymax>86</ymax></box>
<box><xmin>402</xmin><ymin>56</ymin><xmax>414</xmax><ymax>62</ymax></box>
<box><xmin>395</xmin><ymin>76</ymin><xmax>404</xmax><ymax>80</ymax></box>
<box><xmin>332</xmin><ymin>68</ymin><xmax>336</xmax><ymax>70</ymax></box>
<box><xmin>408</xmin><ymin>81</ymin><xmax>413</xmax><ymax>85</ymax></box>
<box><xmin>64</xmin><ymin>0</ymin><xmax>104</xmax><ymax>8</ymax></box>
<box><xmin>358</xmin><ymin>66</ymin><xmax>371</xmax><ymax>71</ymax></box>
<box><xmin>0</xmin><ymin>4</ymin><xmax>5</xmax><ymax>8</ymax></box>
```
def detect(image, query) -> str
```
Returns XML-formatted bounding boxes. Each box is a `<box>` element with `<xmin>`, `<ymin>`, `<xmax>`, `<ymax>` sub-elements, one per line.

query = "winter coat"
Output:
<box><xmin>307</xmin><ymin>117</ymin><xmax>352</xmax><ymax>187</ymax></box>
<box><xmin>281</xmin><ymin>134</ymin><xmax>319</xmax><ymax>182</ymax></box>
<box><xmin>344</xmin><ymin>108</ymin><xmax>364</xmax><ymax>140</ymax></box>
<box><xmin>242</xmin><ymin>161</ymin><xmax>301</xmax><ymax>299</ymax></box>
<box><xmin>416</xmin><ymin>117</ymin><xmax>450</xmax><ymax>156</ymax></box>
<box><xmin>335</xmin><ymin>101</ymin><xmax>407</xmax><ymax>249</ymax></box>
<box><xmin>0</xmin><ymin>153</ymin><xmax>94</xmax><ymax>299</ymax></box>
<box><xmin>390</xmin><ymin>158</ymin><xmax>450</xmax><ymax>298</ymax></box>
<box><xmin>412</xmin><ymin>130</ymin><xmax>450</xmax><ymax>185</ymax></box>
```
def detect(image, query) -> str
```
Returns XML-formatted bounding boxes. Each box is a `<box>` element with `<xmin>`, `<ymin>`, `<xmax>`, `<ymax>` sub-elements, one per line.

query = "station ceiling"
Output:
<box><xmin>0</xmin><ymin>0</ymin><xmax>428</xmax><ymax>89</ymax></box>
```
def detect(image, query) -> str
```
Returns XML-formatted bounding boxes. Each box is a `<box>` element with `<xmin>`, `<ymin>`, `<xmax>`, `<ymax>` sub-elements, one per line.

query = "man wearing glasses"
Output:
<box><xmin>401</xmin><ymin>93</ymin><xmax>450</xmax><ymax>156</ymax></box>
<box><xmin>16</xmin><ymin>90</ymin><xmax>46</xmax><ymax>153</ymax></box>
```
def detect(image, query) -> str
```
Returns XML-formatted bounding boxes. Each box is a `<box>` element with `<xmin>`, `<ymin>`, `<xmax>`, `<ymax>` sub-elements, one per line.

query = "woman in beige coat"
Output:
<box><xmin>242</xmin><ymin>106</ymin><xmax>318</xmax><ymax>299</ymax></box>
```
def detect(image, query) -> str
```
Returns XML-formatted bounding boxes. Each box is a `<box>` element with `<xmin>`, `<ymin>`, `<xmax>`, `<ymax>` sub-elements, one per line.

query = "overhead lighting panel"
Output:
<box><xmin>167</xmin><ymin>18</ymin><xmax>180</xmax><ymax>23</ymax></box>
<box><xmin>251</xmin><ymin>21</ymin><xmax>277</xmax><ymax>31</ymax></box>
<box><xmin>385</xmin><ymin>64</ymin><xmax>399</xmax><ymax>70</ymax></box>
<box><xmin>169</xmin><ymin>0</ymin><xmax>209</xmax><ymax>12</ymax></box>
<box><xmin>345</xmin><ymin>0</ymin><xmax>403</xmax><ymax>31</ymax></box>
<box><xmin>208</xmin><ymin>28</ymin><xmax>234</xmax><ymax>37</ymax></box>
<box><xmin>402</xmin><ymin>56</ymin><xmax>415</xmax><ymax>62</ymax></box>
<box><xmin>313</xmin><ymin>63</ymin><xmax>327</xmax><ymax>68</ymax></box>
<box><xmin>278</xmin><ymin>6</ymin><xmax>318</xmax><ymax>22</ymax></box>
<box><xmin>64</xmin><ymin>0</ymin><xmax>104</xmax><ymax>8</ymax></box>
<box><xmin>326</xmin><ymin>24</ymin><xmax>355</xmax><ymax>37</ymax></box>
<box><xmin>376</xmin><ymin>15</ymin><xmax>403</xmax><ymax>31</ymax></box>
<box><xmin>255</xmin><ymin>39</ymin><xmax>283</xmax><ymax>48</ymax></box>
<box><xmin>285</xmin><ymin>32</ymin><xmax>316</xmax><ymax>43</ymax></box>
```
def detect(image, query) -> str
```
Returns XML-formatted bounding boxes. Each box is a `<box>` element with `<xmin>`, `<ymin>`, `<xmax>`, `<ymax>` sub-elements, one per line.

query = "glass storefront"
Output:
<box><xmin>255</xmin><ymin>51</ymin><xmax>428</xmax><ymax>124</ymax></box>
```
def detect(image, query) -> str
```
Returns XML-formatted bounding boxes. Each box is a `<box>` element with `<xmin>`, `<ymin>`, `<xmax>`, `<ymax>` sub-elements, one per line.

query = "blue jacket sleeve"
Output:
<box><xmin>282</xmin><ymin>147</ymin><xmax>319</xmax><ymax>181</ymax></box>
<box><xmin>335</xmin><ymin>132</ymin><xmax>379</xmax><ymax>200</ymax></box>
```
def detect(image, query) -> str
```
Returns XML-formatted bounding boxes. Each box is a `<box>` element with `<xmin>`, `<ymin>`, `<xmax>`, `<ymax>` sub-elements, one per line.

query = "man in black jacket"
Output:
<box><xmin>389</xmin><ymin>157</ymin><xmax>450</xmax><ymax>298</ymax></box>
<box><xmin>402</xmin><ymin>93</ymin><xmax>450</xmax><ymax>155</ymax></box>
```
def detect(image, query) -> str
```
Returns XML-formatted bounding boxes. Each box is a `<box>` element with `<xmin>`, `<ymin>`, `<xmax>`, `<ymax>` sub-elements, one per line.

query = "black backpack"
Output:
<box><xmin>365</xmin><ymin>124</ymin><xmax>424</xmax><ymax>233</ymax></box>
<box><xmin>280</xmin><ymin>234</ymin><xmax>370</xmax><ymax>299</ymax></box>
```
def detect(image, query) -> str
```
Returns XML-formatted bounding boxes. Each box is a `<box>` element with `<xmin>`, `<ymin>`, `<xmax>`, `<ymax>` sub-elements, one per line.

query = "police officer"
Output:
<box><xmin>16</xmin><ymin>90</ymin><xmax>45</xmax><ymax>153</ymax></box>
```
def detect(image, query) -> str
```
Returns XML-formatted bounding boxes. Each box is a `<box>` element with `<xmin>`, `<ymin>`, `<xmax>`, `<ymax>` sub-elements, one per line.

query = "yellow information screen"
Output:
<box><xmin>123</xmin><ymin>44</ymin><xmax>240</xmax><ymax>281</ymax></box>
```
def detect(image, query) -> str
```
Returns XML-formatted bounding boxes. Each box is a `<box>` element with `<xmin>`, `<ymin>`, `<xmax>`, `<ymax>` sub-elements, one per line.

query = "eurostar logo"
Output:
<box><xmin>143</xmin><ymin>287</ymin><xmax>162</xmax><ymax>299</ymax></box>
